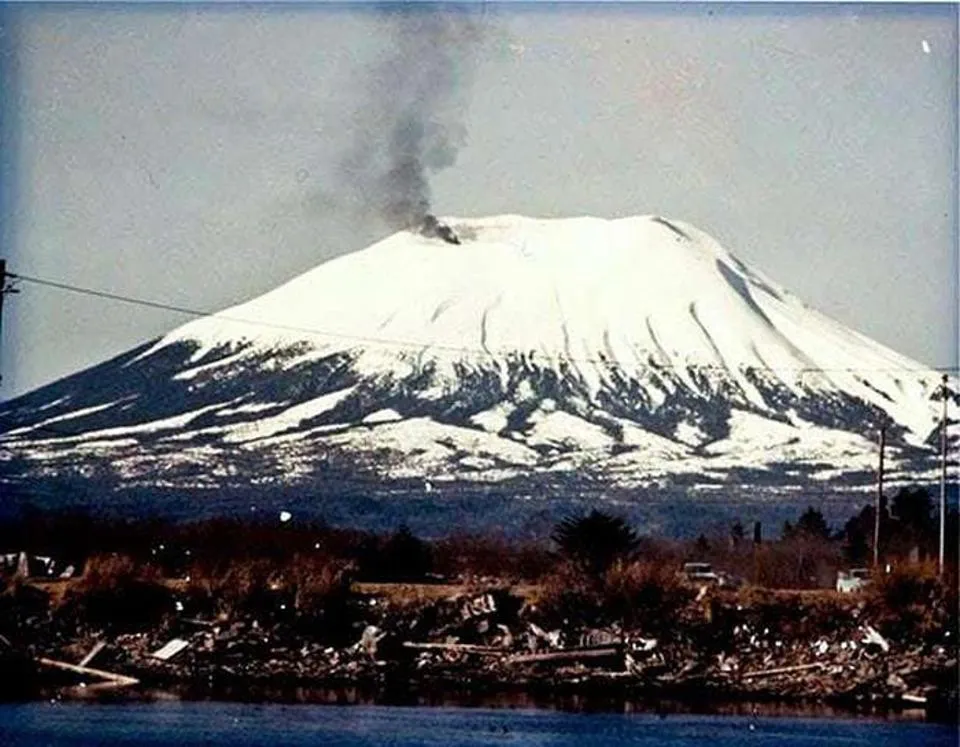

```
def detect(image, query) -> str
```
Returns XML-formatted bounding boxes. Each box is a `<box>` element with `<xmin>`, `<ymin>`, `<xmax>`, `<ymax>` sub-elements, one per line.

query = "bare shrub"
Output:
<box><xmin>602</xmin><ymin>560</ymin><xmax>692</xmax><ymax>630</ymax></box>
<box><xmin>532</xmin><ymin>561</ymin><xmax>602</xmax><ymax>624</ymax></box>
<box><xmin>533</xmin><ymin>560</ymin><xmax>692</xmax><ymax>631</ymax></box>
<box><xmin>733</xmin><ymin>587</ymin><xmax>858</xmax><ymax>640</ymax></box>
<box><xmin>864</xmin><ymin>563</ymin><xmax>957</xmax><ymax>640</ymax></box>
<box><xmin>182</xmin><ymin>552</ymin><xmax>357</xmax><ymax>640</ymax></box>
<box><xmin>290</xmin><ymin>554</ymin><xmax>352</xmax><ymax>611</ymax></box>
<box><xmin>0</xmin><ymin>577</ymin><xmax>51</xmax><ymax>638</ymax></box>
<box><xmin>60</xmin><ymin>553</ymin><xmax>171</xmax><ymax>632</ymax></box>
<box><xmin>285</xmin><ymin>554</ymin><xmax>356</xmax><ymax>643</ymax></box>
<box><xmin>80</xmin><ymin>553</ymin><xmax>160</xmax><ymax>587</ymax></box>
<box><xmin>432</xmin><ymin>534</ymin><xmax>553</xmax><ymax>583</ymax></box>
<box><xmin>186</xmin><ymin>557</ymin><xmax>281</xmax><ymax>620</ymax></box>
<box><xmin>751</xmin><ymin>536</ymin><xmax>842</xmax><ymax>589</ymax></box>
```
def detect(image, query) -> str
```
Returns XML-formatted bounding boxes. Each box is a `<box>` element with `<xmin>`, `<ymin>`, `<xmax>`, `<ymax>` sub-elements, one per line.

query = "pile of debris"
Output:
<box><xmin>5</xmin><ymin>582</ymin><xmax>957</xmax><ymax>714</ymax></box>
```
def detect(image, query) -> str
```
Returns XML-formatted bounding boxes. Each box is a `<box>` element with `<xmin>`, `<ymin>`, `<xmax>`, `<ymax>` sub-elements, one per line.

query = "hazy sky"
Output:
<box><xmin>0</xmin><ymin>2</ymin><xmax>956</xmax><ymax>399</ymax></box>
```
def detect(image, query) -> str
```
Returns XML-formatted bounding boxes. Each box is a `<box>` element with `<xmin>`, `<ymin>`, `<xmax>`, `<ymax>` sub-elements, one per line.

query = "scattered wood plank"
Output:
<box><xmin>151</xmin><ymin>638</ymin><xmax>191</xmax><ymax>661</ymax></box>
<box><xmin>78</xmin><ymin>641</ymin><xmax>107</xmax><ymax>668</ymax></box>
<box><xmin>861</xmin><ymin>625</ymin><xmax>891</xmax><ymax>653</ymax></box>
<box><xmin>507</xmin><ymin>647</ymin><xmax>621</xmax><ymax>666</ymax></box>
<box><xmin>37</xmin><ymin>657</ymin><xmax>139</xmax><ymax>687</ymax></box>
<box><xmin>180</xmin><ymin>618</ymin><xmax>218</xmax><ymax>629</ymax></box>
<box><xmin>402</xmin><ymin>642</ymin><xmax>504</xmax><ymax>655</ymax></box>
<box><xmin>742</xmin><ymin>662</ymin><xmax>824</xmax><ymax>680</ymax></box>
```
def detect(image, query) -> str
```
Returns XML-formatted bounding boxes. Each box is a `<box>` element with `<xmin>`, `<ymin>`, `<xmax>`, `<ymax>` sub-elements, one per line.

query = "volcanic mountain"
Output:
<box><xmin>0</xmin><ymin>215</ymin><xmax>951</xmax><ymax>533</ymax></box>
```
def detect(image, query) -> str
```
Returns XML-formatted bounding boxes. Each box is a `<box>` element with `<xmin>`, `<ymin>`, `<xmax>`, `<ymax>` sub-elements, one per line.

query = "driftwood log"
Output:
<box><xmin>402</xmin><ymin>642</ymin><xmax>504</xmax><ymax>655</ymax></box>
<box><xmin>741</xmin><ymin>662</ymin><xmax>825</xmax><ymax>680</ymax></box>
<box><xmin>507</xmin><ymin>647</ymin><xmax>622</xmax><ymax>665</ymax></box>
<box><xmin>37</xmin><ymin>657</ymin><xmax>140</xmax><ymax>688</ymax></box>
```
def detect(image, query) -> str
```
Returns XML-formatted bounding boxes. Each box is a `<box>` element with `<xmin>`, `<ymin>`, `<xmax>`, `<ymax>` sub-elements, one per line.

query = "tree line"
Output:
<box><xmin>0</xmin><ymin>485</ymin><xmax>955</xmax><ymax>590</ymax></box>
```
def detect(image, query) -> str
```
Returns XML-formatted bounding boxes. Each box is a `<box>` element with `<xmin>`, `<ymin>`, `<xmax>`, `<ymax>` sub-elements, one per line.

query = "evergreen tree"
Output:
<box><xmin>795</xmin><ymin>506</ymin><xmax>831</xmax><ymax>540</ymax></box>
<box><xmin>730</xmin><ymin>521</ymin><xmax>745</xmax><ymax>547</ymax></box>
<box><xmin>552</xmin><ymin>511</ymin><xmax>639</xmax><ymax>577</ymax></box>
<box><xmin>890</xmin><ymin>486</ymin><xmax>935</xmax><ymax>555</ymax></box>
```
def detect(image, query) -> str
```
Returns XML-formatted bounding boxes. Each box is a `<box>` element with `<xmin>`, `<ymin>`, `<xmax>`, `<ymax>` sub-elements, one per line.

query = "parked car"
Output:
<box><xmin>714</xmin><ymin>570</ymin><xmax>744</xmax><ymax>590</ymax></box>
<box><xmin>836</xmin><ymin>568</ymin><xmax>871</xmax><ymax>593</ymax></box>
<box><xmin>682</xmin><ymin>562</ymin><xmax>719</xmax><ymax>584</ymax></box>
<box><xmin>682</xmin><ymin>562</ymin><xmax>743</xmax><ymax>589</ymax></box>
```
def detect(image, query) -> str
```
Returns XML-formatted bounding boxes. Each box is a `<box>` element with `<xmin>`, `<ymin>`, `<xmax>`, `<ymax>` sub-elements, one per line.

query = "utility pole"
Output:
<box><xmin>939</xmin><ymin>373</ymin><xmax>949</xmax><ymax>577</ymax></box>
<box><xmin>874</xmin><ymin>426</ymin><xmax>885</xmax><ymax>568</ymax></box>
<box><xmin>0</xmin><ymin>260</ymin><xmax>6</xmax><ymax>335</ymax></box>
<box><xmin>0</xmin><ymin>259</ymin><xmax>18</xmax><ymax>387</ymax></box>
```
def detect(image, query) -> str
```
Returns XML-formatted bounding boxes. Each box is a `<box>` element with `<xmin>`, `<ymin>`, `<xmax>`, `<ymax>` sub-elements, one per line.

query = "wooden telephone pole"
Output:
<box><xmin>939</xmin><ymin>374</ymin><xmax>949</xmax><ymax>577</ymax></box>
<box><xmin>874</xmin><ymin>426</ymin><xmax>885</xmax><ymax>568</ymax></box>
<box><xmin>0</xmin><ymin>259</ymin><xmax>18</xmax><ymax>386</ymax></box>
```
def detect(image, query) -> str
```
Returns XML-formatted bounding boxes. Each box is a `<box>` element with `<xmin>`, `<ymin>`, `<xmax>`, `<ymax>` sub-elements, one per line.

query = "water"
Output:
<box><xmin>0</xmin><ymin>702</ymin><xmax>955</xmax><ymax>747</ymax></box>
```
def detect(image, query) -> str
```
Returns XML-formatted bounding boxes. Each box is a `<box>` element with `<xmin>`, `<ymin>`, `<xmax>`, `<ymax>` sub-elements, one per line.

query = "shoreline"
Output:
<box><xmin>4</xmin><ymin>591</ymin><xmax>955</xmax><ymax>725</ymax></box>
<box><xmin>13</xmin><ymin>675</ymin><xmax>954</xmax><ymax>725</ymax></box>
<box><xmin>2</xmin><ymin>560</ymin><xmax>956</xmax><ymax>725</ymax></box>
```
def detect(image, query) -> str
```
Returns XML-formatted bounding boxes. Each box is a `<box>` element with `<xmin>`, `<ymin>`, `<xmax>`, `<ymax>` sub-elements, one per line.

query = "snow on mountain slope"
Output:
<box><xmin>148</xmin><ymin>214</ymin><xmax>943</xmax><ymax>435</ymax></box>
<box><xmin>0</xmin><ymin>214</ymin><xmax>951</xmax><ymax>506</ymax></box>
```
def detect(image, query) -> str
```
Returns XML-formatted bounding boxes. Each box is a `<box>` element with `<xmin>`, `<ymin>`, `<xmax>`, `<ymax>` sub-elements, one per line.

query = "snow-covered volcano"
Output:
<box><xmin>0</xmin><ymin>215</ymin><xmax>952</xmax><ymax>531</ymax></box>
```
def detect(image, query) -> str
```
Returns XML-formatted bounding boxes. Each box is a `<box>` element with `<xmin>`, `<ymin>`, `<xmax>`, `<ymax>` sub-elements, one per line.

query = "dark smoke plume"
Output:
<box><xmin>420</xmin><ymin>213</ymin><xmax>461</xmax><ymax>244</ymax></box>
<box><xmin>336</xmin><ymin>7</ymin><xmax>482</xmax><ymax>235</ymax></box>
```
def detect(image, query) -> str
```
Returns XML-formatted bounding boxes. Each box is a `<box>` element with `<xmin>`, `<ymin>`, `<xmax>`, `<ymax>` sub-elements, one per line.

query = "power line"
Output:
<box><xmin>10</xmin><ymin>272</ymin><xmax>206</xmax><ymax>319</ymax></box>
<box><xmin>8</xmin><ymin>270</ymin><xmax>960</xmax><ymax>377</ymax></box>
<box><xmin>9</xmin><ymin>271</ymin><xmax>519</xmax><ymax>354</ymax></box>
